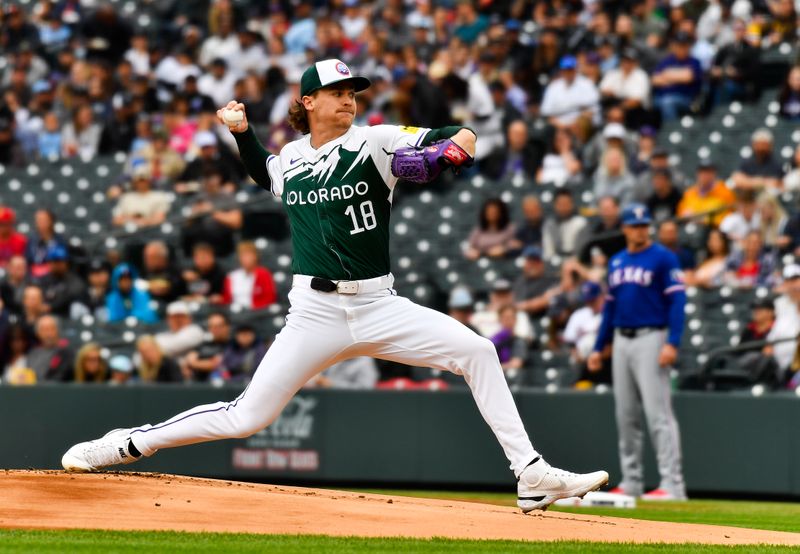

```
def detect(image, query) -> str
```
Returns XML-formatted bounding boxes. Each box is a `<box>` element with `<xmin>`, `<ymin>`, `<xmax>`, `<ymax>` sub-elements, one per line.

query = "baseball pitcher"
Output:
<box><xmin>63</xmin><ymin>59</ymin><xmax>607</xmax><ymax>511</ymax></box>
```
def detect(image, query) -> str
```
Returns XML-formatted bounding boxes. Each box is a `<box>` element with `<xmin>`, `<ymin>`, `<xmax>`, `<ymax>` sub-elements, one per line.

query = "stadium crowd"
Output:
<box><xmin>3</xmin><ymin>0</ymin><xmax>800</xmax><ymax>391</ymax></box>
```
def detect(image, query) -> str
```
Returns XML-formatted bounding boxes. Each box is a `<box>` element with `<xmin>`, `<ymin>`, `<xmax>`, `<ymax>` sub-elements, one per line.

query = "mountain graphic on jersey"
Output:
<box><xmin>284</xmin><ymin>141</ymin><xmax>370</xmax><ymax>188</ymax></box>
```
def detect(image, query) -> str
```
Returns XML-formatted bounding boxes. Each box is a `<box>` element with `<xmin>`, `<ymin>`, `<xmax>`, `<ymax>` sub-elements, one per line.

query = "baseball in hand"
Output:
<box><xmin>223</xmin><ymin>109</ymin><xmax>244</xmax><ymax>124</ymax></box>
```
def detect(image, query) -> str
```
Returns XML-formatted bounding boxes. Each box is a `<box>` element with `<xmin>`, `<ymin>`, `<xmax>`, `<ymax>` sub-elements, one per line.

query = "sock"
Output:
<box><xmin>128</xmin><ymin>438</ymin><xmax>142</xmax><ymax>458</ymax></box>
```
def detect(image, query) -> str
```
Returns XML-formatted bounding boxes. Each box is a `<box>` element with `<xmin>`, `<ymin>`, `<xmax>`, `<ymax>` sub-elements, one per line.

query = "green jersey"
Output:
<box><xmin>235</xmin><ymin>124</ymin><xmax>468</xmax><ymax>280</ymax></box>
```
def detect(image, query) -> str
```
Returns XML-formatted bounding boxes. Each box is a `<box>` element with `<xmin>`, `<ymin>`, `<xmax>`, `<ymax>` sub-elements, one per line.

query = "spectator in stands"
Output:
<box><xmin>766</xmin><ymin>264</ymin><xmax>800</xmax><ymax>376</ymax></box>
<box><xmin>657</xmin><ymin>219</ymin><xmax>696</xmax><ymax>270</ymax></box>
<box><xmin>447</xmin><ymin>285</ymin><xmax>478</xmax><ymax>334</ymax></box>
<box><xmin>723</xmin><ymin>230</ymin><xmax>777</xmax><ymax>288</ymax></box>
<box><xmin>219</xmin><ymin>323</ymin><xmax>269</xmax><ymax>382</ymax></box>
<box><xmin>106</xmin><ymin>263</ymin><xmax>158</xmax><ymax>324</ymax></box>
<box><xmin>183</xmin><ymin>312</ymin><xmax>232</xmax><ymax>382</ymax></box>
<box><xmin>719</xmin><ymin>190</ymin><xmax>760</xmax><ymax>243</ymax></box>
<box><xmin>651</xmin><ymin>32</ymin><xmax>703</xmax><ymax>121</ymax></box>
<box><xmin>731</xmin><ymin>129</ymin><xmax>784</xmax><ymax>193</ymax></box>
<box><xmin>182</xmin><ymin>75</ymin><xmax>217</xmax><ymax>116</ymax></box>
<box><xmin>182</xmin><ymin>242</ymin><xmax>226</xmax><ymax>304</ymax></box>
<box><xmin>139</xmin><ymin>240</ymin><xmax>184</xmax><ymax>314</ymax></box>
<box><xmin>61</xmin><ymin>104</ymin><xmax>102</xmax><ymax>159</ymax></box>
<box><xmin>128</xmin><ymin>129</ymin><xmax>186</xmax><ymax>189</ymax></box>
<box><xmin>111</xmin><ymin>166</ymin><xmax>172</xmax><ymax>228</ymax></box>
<box><xmin>308</xmin><ymin>357</ymin><xmax>380</xmax><ymax>389</ymax></box>
<box><xmin>38</xmin><ymin>111</ymin><xmax>61</xmax><ymax>159</ymax></box>
<box><xmin>582</xmin><ymin>116</ymin><xmax>638</xmax><ymax>177</ymax></box>
<box><xmin>221</xmin><ymin>242</ymin><xmax>277</xmax><ymax>311</ymax></box>
<box><xmin>136</xmin><ymin>335</ymin><xmax>184</xmax><ymax>384</ymax></box>
<box><xmin>482</xmin><ymin>120</ymin><xmax>540</xmax><ymax>181</ymax></box>
<box><xmin>81</xmin><ymin>259</ymin><xmax>110</xmax><ymax>322</ymax></box>
<box><xmin>542</xmin><ymin>190</ymin><xmax>588</xmax><ymax>259</ymax></box>
<box><xmin>646</xmin><ymin>168</ymin><xmax>683</xmax><ymax>224</ymax></box>
<box><xmin>782</xmin><ymin>144</ymin><xmax>800</xmax><ymax>191</ymax></box>
<box><xmin>685</xmin><ymin>228</ymin><xmax>730</xmax><ymax>288</ymax></box>
<box><xmin>594</xmin><ymin>147</ymin><xmax>638</xmax><ymax>206</ymax></box>
<box><xmin>37</xmin><ymin>245</ymin><xmax>87</xmax><ymax>318</ymax></box>
<box><xmin>510</xmin><ymin>195</ymin><xmax>544</xmax><ymax>254</ymax></box>
<box><xmin>599</xmin><ymin>47</ymin><xmax>651</xmax><ymax>120</ymax></box>
<box><xmin>778</xmin><ymin>66</ymin><xmax>800</xmax><ymax>120</ymax></box>
<box><xmin>28</xmin><ymin>315</ymin><xmax>72</xmax><ymax>382</ymax></box>
<box><xmin>175</xmin><ymin>131</ymin><xmax>242</xmax><ymax>194</ymax></box>
<box><xmin>155</xmin><ymin>301</ymin><xmax>204</xmax><ymax>359</ymax></box>
<box><xmin>73</xmin><ymin>343</ymin><xmax>108</xmax><ymax>384</ymax></box>
<box><xmin>513</xmin><ymin>246</ymin><xmax>560</xmax><ymax>320</ymax></box>
<box><xmin>758</xmin><ymin>194</ymin><xmax>788</xmax><ymax>249</ymax></box>
<box><xmin>677</xmin><ymin>161</ymin><xmax>736</xmax><ymax>226</ymax></box>
<box><xmin>535</xmin><ymin>128</ymin><xmax>581</xmax><ymax>186</ymax></box>
<box><xmin>21</xmin><ymin>284</ymin><xmax>47</xmax><ymax>334</ymax></box>
<box><xmin>1</xmin><ymin>324</ymin><xmax>34</xmax><ymax>385</ymax></box>
<box><xmin>108</xmin><ymin>355</ymin><xmax>135</xmax><ymax>386</ymax></box>
<box><xmin>643</xmin><ymin>148</ymin><xmax>689</xmax><ymax>191</ymax></box>
<box><xmin>180</xmin><ymin>167</ymin><xmax>243</xmax><ymax>257</ymax></box>
<box><xmin>564</xmin><ymin>281</ymin><xmax>609</xmax><ymax>387</ymax></box>
<box><xmin>0</xmin><ymin>207</ymin><xmax>27</xmax><ymax>268</ymax></box>
<box><xmin>763</xmin><ymin>0</ymin><xmax>797</xmax><ymax>44</ymax></box>
<box><xmin>464</xmin><ymin>198</ymin><xmax>516</xmax><ymax>261</ymax></box>
<box><xmin>710</xmin><ymin>19</ymin><xmax>759</xmax><ymax>104</ymax></box>
<box><xmin>0</xmin><ymin>255</ymin><xmax>29</xmax><ymax>316</ymax></box>
<box><xmin>472</xmin><ymin>279</ymin><xmax>535</xmax><ymax>343</ymax></box>
<box><xmin>577</xmin><ymin>196</ymin><xmax>626</xmax><ymax>265</ymax></box>
<box><xmin>25</xmin><ymin>209</ymin><xmax>67</xmax><ymax>278</ymax></box>
<box><xmin>491</xmin><ymin>304</ymin><xmax>527</xmax><ymax>379</ymax></box>
<box><xmin>739</xmin><ymin>298</ymin><xmax>776</xmax><ymax>347</ymax></box>
<box><xmin>540</xmin><ymin>55</ymin><xmax>600</xmax><ymax>142</ymax></box>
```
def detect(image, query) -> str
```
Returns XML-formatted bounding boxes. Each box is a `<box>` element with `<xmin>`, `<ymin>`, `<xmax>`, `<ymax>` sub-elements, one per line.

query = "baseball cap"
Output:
<box><xmin>45</xmin><ymin>244</ymin><xmax>68</xmax><ymax>262</ymax></box>
<box><xmin>300</xmin><ymin>59</ymin><xmax>371</xmax><ymax>98</ymax></box>
<box><xmin>0</xmin><ymin>206</ymin><xmax>16</xmax><ymax>224</ymax></box>
<box><xmin>673</xmin><ymin>31</ymin><xmax>694</xmax><ymax>45</ymax></box>
<box><xmin>697</xmin><ymin>159</ymin><xmax>717</xmax><ymax>171</ymax></box>
<box><xmin>559</xmin><ymin>55</ymin><xmax>577</xmax><ymax>70</ymax></box>
<box><xmin>132</xmin><ymin>164</ymin><xmax>151</xmax><ymax>179</ymax></box>
<box><xmin>783</xmin><ymin>264</ymin><xmax>800</xmax><ymax>280</ymax></box>
<box><xmin>522</xmin><ymin>245</ymin><xmax>543</xmax><ymax>260</ymax></box>
<box><xmin>603</xmin><ymin>123</ymin><xmax>626</xmax><ymax>141</ymax></box>
<box><xmin>581</xmin><ymin>281</ymin><xmax>602</xmax><ymax>303</ymax></box>
<box><xmin>621</xmin><ymin>203</ymin><xmax>652</xmax><ymax>226</ymax></box>
<box><xmin>751</xmin><ymin>297</ymin><xmax>775</xmax><ymax>311</ymax></box>
<box><xmin>621</xmin><ymin>47</ymin><xmax>639</xmax><ymax>61</ymax></box>
<box><xmin>166</xmin><ymin>300</ymin><xmax>191</xmax><ymax>316</ymax></box>
<box><xmin>88</xmin><ymin>259</ymin><xmax>110</xmax><ymax>273</ymax></box>
<box><xmin>194</xmin><ymin>131</ymin><xmax>218</xmax><ymax>148</ymax></box>
<box><xmin>32</xmin><ymin>80</ymin><xmax>52</xmax><ymax>94</ymax></box>
<box><xmin>448</xmin><ymin>286</ymin><xmax>474</xmax><ymax>310</ymax></box>
<box><xmin>492</xmin><ymin>279</ymin><xmax>513</xmax><ymax>292</ymax></box>
<box><xmin>751</xmin><ymin>128</ymin><xmax>774</xmax><ymax>143</ymax></box>
<box><xmin>109</xmin><ymin>355</ymin><xmax>134</xmax><ymax>374</ymax></box>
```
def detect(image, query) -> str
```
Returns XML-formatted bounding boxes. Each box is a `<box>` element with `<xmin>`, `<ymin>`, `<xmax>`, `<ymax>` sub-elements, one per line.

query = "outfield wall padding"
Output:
<box><xmin>1</xmin><ymin>386</ymin><xmax>794</xmax><ymax>495</ymax></box>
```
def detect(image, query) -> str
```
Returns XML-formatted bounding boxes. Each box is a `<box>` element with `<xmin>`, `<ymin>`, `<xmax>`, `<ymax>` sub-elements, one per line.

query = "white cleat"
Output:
<box><xmin>61</xmin><ymin>428</ymin><xmax>140</xmax><ymax>472</ymax></box>
<box><xmin>517</xmin><ymin>458</ymin><xmax>609</xmax><ymax>513</ymax></box>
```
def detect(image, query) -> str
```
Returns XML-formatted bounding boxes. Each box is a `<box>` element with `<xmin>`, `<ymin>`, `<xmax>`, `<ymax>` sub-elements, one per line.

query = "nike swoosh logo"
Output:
<box><xmin>290</xmin><ymin>158</ymin><xmax>302</xmax><ymax>165</ymax></box>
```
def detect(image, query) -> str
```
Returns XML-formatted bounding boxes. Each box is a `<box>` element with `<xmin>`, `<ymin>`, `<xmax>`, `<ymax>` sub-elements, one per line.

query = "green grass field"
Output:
<box><xmin>2</xmin><ymin>491</ymin><xmax>798</xmax><ymax>553</ymax></box>
<box><xmin>0</xmin><ymin>530</ymin><xmax>797</xmax><ymax>554</ymax></box>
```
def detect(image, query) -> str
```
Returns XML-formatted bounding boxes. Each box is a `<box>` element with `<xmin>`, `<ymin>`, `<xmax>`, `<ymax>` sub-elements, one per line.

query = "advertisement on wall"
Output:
<box><xmin>231</xmin><ymin>396</ymin><xmax>321</xmax><ymax>474</ymax></box>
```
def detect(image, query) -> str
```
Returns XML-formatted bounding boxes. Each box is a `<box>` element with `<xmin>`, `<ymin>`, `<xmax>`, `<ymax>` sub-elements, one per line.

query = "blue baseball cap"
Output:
<box><xmin>581</xmin><ymin>281</ymin><xmax>602</xmax><ymax>303</ymax></box>
<box><xmin>621</xmin><ymin>203</ymin><xmax>652</xmax><ymax>226</ymax></box>
<box><xmin>45</xmin><ymin>244</ymin><xmax>68</xmax><ymax>262</ymax></box>
<box><xmin>559</xmin><ymin>55</ymin><xmax>577</xmax><ymax>70</ymax></box>
<box><xmin>522</xmin><ymin>245</ymin><xmax>543</xmax><ymax>260</ymax></box>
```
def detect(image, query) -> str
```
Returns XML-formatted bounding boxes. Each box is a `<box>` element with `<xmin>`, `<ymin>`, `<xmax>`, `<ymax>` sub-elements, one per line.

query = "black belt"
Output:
<box><xmin>310</xmin><ymin>277</ymin><xmax>338</xmax><ymax>293</ymax></box>
<box><xmin>617</xmin><ymin>326</ymin><xmax>665</xmax><ymax>338</ymax></box>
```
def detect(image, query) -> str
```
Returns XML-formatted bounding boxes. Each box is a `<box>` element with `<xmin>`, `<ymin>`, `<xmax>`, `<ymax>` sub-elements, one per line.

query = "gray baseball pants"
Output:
<box><xmin>612</xmin><ymin>329</ymin><xmax>686</xmax><ymax>498</ymax></box>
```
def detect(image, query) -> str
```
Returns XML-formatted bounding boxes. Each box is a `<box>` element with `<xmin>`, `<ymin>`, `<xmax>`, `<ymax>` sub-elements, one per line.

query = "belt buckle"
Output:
<box><xmin>336</xmin><ymin>281</ymin><xmax>359</xmax><ymax>295</ymax></box>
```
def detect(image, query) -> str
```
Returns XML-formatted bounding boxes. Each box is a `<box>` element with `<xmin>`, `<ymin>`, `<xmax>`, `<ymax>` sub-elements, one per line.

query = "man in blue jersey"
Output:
<box><xmin>587</xmin><ymin>203</ymin><xmax>687</xmax><ymax>501</ymax></box>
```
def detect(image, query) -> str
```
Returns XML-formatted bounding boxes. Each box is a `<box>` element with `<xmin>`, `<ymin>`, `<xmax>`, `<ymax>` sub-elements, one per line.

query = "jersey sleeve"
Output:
<box><xmin>365</xmin><ymin>124</ymin><xmax>431</xmax><ymax>190</ymax></box>
<box><xmin>266</xmin><ymin>154</ymin><xmax>284</xmax><ymax>197</ymax></box>
<box><xmin>661</xmin><ymin>250</ymin><xmax>687</xmax><ymax>347</ymax></box>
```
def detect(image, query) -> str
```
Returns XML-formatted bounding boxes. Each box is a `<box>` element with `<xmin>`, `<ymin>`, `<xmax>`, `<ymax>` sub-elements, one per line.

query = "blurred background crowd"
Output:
<box><xmin>3</xmin><ymin>0</ymin><xmax>800</xmax><ymax>393</ymax></box>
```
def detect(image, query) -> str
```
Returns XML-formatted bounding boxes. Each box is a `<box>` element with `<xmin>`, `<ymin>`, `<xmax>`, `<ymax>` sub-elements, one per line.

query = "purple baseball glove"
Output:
<box><xmin>391</xmin><ymin>139</ymin><xmax>474</xmax><ymax>183</ymax></box>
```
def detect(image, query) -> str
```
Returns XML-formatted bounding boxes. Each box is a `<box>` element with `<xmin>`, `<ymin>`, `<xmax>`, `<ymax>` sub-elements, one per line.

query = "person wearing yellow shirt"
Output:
<box><xmin>676</xmin><ymin>160</ymin><xmax>736</xmax><ymax>226</ymax></box>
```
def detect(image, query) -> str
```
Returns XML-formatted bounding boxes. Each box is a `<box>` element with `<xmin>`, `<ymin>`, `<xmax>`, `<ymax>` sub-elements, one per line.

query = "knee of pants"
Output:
<box><xmin>460</xmin><ymin>336</ymin><xmax>501</xmax><ymax>374</ymax></box>
<box><xmin>227</xmin><ymin>403</ymin><xmax>283</xmax><ymax>439</ymax></box>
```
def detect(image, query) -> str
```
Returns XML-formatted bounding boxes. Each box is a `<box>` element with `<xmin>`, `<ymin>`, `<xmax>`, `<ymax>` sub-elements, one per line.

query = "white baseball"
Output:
<box><xmin>223</xmin><ymin>109</ymin><xmax>244</xmax><ymax>124</ymax></box>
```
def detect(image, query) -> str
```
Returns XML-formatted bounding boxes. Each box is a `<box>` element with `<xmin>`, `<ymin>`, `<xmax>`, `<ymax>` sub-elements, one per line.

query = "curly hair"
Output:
<box><xmin>288</xmin><ymin>99</ymin><xmax>311</xmax><ymax>135</ymax></box>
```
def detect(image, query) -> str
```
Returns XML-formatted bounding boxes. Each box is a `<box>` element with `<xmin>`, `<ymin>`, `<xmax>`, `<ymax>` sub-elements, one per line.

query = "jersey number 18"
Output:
<box><xmin>345</xmin><ymin>201</ymin><xmax>377</xmax><ymax>235</ymax></box>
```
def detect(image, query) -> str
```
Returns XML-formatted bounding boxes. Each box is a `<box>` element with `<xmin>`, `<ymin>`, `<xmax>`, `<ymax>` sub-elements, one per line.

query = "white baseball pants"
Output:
<box><xmin>130</xmin><ymin>277</ymin><xmax>539</xmax><ymax>476</ymax></box>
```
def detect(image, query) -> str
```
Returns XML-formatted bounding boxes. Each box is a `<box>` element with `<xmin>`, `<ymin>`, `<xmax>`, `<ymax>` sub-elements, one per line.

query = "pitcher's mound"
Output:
<box><xmin>1</xmin><ymin>470</ymin><xmax>797</xmax><ymax>545</ymax></box>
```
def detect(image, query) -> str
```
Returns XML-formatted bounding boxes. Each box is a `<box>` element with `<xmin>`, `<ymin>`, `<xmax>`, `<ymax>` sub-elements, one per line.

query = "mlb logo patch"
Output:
<box><xmin>336</xmin><ymin>62</ymin><xmax>350</xmax><ymax>75</ymax></box>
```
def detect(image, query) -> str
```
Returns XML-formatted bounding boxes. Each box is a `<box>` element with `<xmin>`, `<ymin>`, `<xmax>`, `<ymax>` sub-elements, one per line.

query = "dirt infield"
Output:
<box><xmin>1</xmin><ymin>470</ymin><xmax>798</xmax><ymax>545</ymax></box>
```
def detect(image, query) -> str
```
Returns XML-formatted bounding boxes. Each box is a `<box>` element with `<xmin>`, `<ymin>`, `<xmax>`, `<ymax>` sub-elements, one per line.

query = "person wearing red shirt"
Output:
<box><xmin>0</xmin><ymin>207</ymin><xmax>27</xmax><ymax>268</ymax></box>
<box><xmin>221</xmin><ymin>241</ymin><xmax>276</xmax><ymax>310</ymax></box>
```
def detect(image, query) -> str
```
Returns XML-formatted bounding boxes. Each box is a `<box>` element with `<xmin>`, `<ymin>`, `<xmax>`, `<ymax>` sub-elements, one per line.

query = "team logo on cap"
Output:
<box><xmin>634</xmin><ymin>206</ymin><xmax>645</xmax><ymax>220</ymax></box>
<box><xmin>336</xmin><ymin>62</ymin><xmax>350</xmax><ymax>75</ymax></box>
